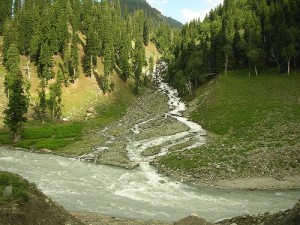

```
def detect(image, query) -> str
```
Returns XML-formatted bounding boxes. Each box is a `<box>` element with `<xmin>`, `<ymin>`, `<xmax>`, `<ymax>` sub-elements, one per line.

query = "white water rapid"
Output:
<box><xmin>0</xmin><ymin>62</ymin><xmax>299</xmax><ymax>223</ymax></box>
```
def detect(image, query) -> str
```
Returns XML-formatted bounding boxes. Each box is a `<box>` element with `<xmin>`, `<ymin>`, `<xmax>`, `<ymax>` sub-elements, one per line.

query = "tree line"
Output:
<box><xmin>166</xmin><ymin>0</ymin><xmax>300</xmax><ymax>96</ymax></box>
<box><xmin>0</xmin><ymin>0</ymin><xmax>179</xmax><ymax>141</ymax></box>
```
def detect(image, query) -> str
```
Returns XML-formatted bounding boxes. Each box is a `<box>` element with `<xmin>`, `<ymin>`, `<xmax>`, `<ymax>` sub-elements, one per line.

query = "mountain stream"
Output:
<box><xmin>0</xmin><ymin>62</ymin><xmax>299</xmax><ymax>222</ymax></box>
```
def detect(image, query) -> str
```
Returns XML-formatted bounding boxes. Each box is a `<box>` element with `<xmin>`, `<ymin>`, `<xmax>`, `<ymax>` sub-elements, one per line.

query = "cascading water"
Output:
<box><xmin>0</xmin><ymin>62</ymin><xmax>299</xmax><ymax>222</ymax></box>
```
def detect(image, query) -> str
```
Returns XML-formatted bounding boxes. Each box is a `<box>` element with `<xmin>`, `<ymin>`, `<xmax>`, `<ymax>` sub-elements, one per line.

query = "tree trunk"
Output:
<box><xmin>248</xmin><ymin>59</ymin><xmax>251</xmax><ymax>76</ymax></box>
<box><xmin>13</xmin><ymin>133</ymin><xmax>20</xmax><ymax>142</ymax></box>
<box><xmin>225</xmin><ymin>55</ymin><xmax>228</xmax><ymax>76</ymax></box>
<box><xmin>90</xmin><ymin>56</ymin><xmax>93</xmax><ymax>78</ymax></box>
<box><xmin>26</xmin><ymin>60</ymin><xmax>31</xmax><ymax>79</ymax></box>
<box><xmin>187</xmin><ymin>80</ymin><xmax>192</xmax><ymax>96</ymax></box>
<box><xmin>13</xmin><ymin>123</ymin><xmax>21</xmax><ymax>142</ymax></box>
<box><xmin>255</xmin><ymin>65</ymin><xmax>258</xmax><ymax>75</ymax></box>
<box><xmin>288</xmin><ymin>59</ymin><xmax>290</xmax><ymax>75</ymax></box>
<box><xmin>271</xmin><ymin>51</ymin><xmax>281</xmax><ymax>71</ymax></box>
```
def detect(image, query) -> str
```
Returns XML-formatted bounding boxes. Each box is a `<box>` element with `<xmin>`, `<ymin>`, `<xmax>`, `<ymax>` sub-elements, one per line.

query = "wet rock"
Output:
<box><xmin>193</xmin><ymin>173</ymin><xmax>202</xmax><ymax>178</ymax></box>
<box><xmin>39</xmin><ymin>148</ymin><xmax>52</xmax><ymax>154</ymax></box>
<box><xmin>3</xmin><ymin>185</ymin><xmax>13</xmax><ymax>197</ymax></box>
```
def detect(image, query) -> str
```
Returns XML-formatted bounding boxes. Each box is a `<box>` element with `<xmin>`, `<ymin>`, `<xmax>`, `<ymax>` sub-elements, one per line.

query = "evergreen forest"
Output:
<box><xmin>0</xmin><ymin>0</ymin><xmax>300</xmax><ymax>141</ymax></box>
<box><xmin>0</xmin><ymin>0</ymin><xmax>181</xmax><ymax>141</ymax></box>
<box><xmin>167</xmin><ymin>0</ymin><xmax>300</xmax><ymax>95</ymax></box>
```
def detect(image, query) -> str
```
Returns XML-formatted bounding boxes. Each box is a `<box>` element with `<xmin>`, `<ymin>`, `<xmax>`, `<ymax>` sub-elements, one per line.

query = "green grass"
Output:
<box><xmin>158</xmin><ymin>69</ymin><xmax>300</xmax><ymax>177</ymax></box>
<box><xmin>0</xmin><ymin>98</ymin><xmax>128</xmax><ymax>155</ymax></box>
<box><xmin>0</xmin><ymin>172</ymin><xmax>29</xmax><ymax>203</ymax></box>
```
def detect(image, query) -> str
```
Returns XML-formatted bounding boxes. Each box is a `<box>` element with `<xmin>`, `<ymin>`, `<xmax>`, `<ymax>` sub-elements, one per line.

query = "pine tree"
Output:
<box><xmin>0</xmin><ymin>0</ymin><xmax>13</xmax><ymax>35</ymax></box>
<box><xmin>118</xmin><ymin>25</ymin><xmax>131</xmax><ymax>82</ymax></box>
<box><xmin>133</xmin><ymin>37</ymin><xmax>146</xmax><ymax>94</ymax></box>
<box><xmin>3</xmin><ymin>44</ymin><xmax>28</xmax><ymax>142</ymax></box>
<box><xmin>38</xmin><ymin>78</ymin><xmax>47</xmax><ymax>123</ymax></box>
<box><xmin>4</xmin><ymin>43</ymin><xmax>20</xmax><ymax>98</ymax></box>
<box><xmin>143</xmin><ymin>18</ymin><xmax>150</xmax><ymax>46</ymax></box>
<box><xmin>38</xmin><ymin>42</ymin><xmax>55</xmax><ymax>80</ymax></box>
<box><xmin>69</xmin><ymin>34</ymin><xmax>79</xmax><ymax>81</ymax></box>
<box><xmin>48</xmin><ymin>69</ymin><xmax>63</xmax><ymax>119</ymax></box>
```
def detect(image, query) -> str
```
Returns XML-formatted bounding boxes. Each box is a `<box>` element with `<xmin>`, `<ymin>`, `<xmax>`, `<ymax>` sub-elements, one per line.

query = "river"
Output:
<box><xmin>0</xmin><ymin>62</ymin><xmax>299</xmax><ymax>223</ymax></box>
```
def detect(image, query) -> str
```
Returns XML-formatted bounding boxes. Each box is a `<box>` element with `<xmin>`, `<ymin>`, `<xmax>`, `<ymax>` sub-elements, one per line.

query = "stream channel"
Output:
<box><xmin>0</xmin><ymin>62</ymin><xmax>299</xmax><ymax>223</ymax></box>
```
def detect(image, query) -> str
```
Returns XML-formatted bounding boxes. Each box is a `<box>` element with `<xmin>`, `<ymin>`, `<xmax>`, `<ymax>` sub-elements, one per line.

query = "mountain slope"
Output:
<box><xmin>115</xmin><ymin>0</ymin><xmax>182</xmax><ymax>28</ymax></box>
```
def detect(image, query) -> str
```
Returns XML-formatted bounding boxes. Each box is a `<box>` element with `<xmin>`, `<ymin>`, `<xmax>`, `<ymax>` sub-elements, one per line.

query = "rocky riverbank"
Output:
<box><xmin>72</xmin><ymin>200</ymin><xmax>300</xmax><ymax>225</ymax></box>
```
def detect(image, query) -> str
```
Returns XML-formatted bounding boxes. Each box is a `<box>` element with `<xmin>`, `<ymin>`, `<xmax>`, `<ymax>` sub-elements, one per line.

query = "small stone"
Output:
<box><xmin>86</xmin><ymin>107</ymin><xmax>95</xmax><ymax>113</ymax></box>
<box><xmin>230</xmin><ymin>223</ymin><xmax>238</xmax><ymax>225</ymax></box>
<box><xmin>193</xmin><ymin>173</ymin><xmax>201</xmax><ymax>178</ymax></box>
<box><xmin>3</xmin><ymin>185</ymin><xmax>13</xmax><ymax>197</ymax></box>
<box><xmin>40</xmin><ymin>148</ymin><xmax>52</xmax><ymax>154</ymax></box>
<box><xmin>62</xmin><ymin>117</ymin><xmax>69</xmax><ymax>122</ymax></box>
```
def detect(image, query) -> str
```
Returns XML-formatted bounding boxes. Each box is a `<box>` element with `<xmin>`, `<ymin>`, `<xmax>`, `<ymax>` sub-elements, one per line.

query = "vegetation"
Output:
<box><xmin>0</xmin><ymin>0</ymin><xmax>170</xmax><ymax>142</ymax></box>
<box><xmin>0</xmin><ymin>97</ymin><xmax>128</xmax><ymax>155</ymax></box>
<box><xmin>166</xmin><ymin>0</ymin><xmax>300</xmax><ymax>96</ymax></box>
<box><xmin>157</xmin><ymin>69</ymin><xmax>300</xmax><ymax>179</ymax></box>
<box><xmin>0</xmin><ymin>172</ymin><xmax>29</xmax><ymax>203</ymax></box>
<box><xmin>3</xmin><ymin>44</ymin><xmax>28</xmax><ymax>142</ymax></box>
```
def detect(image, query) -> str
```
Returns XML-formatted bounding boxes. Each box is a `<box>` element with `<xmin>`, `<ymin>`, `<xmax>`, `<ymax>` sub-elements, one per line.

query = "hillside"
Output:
<box><xmin>114</xmin><ymin>0</ymin><xmax>182</xmax><ymax>28</ymax></box>
<box><xmin>0</xmin><ymin>32</ymin><xmax>160</xmax><ymax>154</ymax></box>
<box><xmin>0</xmin><ymin>38</ymin><xmax>160</xmax><ymax>121</ymax></box>
<box><xmin>154</xmin><ymin>69</ymin><xmax>300</xmax><ymax>189</ymax></box>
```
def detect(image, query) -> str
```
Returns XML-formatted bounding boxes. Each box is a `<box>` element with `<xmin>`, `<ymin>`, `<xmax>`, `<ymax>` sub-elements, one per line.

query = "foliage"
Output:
<box><xmin>167</xmin><ymin>0</ymin><xmax>300</xmax><ymax>96</ymax></box>
<box><xmin>3</xmin><ymin>44</ymin><xmax>28</xmax><ymax>142</ymax></box>
<box><xmin>48</xmin><ymin>69</ymin><xmax>63</xmax><ymax>119</ymax></box>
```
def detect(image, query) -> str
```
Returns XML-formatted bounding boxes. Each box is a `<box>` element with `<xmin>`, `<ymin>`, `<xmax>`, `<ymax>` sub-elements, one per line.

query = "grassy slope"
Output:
<box><xmin>0</xmin><ymin>36</ymin><xmax>160</xmax><ymax>156</ymax></box>
<box><xmin>0</xmin><ymin>171</ymin><xmax>29</xmax><ymax>204</ymax></box>
<box><xmin>157</xmin><ymin>69</ymin><xmax>300</xmax><ymax>181</ymax></box>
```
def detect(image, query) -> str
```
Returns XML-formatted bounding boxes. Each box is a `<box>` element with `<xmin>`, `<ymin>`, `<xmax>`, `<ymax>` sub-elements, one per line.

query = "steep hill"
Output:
<box><xmin>114</xmin><ymin>0</ymin><xmax>182</xmax><ymax>28</ymax></box>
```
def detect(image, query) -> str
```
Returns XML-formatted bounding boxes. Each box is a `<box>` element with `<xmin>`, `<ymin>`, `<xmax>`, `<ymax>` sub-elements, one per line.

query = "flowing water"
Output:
<box><xmin>0</xmin><ymin>62</ymin><xmax>299</xmax><ymax>222</ymax></box>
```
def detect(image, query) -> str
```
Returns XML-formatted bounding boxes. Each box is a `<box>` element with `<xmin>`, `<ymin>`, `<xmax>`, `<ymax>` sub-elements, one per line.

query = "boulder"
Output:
<box><xmin>175</xmin><ymin>215</ymin><xmax>214</xmax><ymax>225</ymax></box>
<box><xmin>3</xmin><ymin>185</ymin><xmax>13</xmax><ymax>197</ymax></box>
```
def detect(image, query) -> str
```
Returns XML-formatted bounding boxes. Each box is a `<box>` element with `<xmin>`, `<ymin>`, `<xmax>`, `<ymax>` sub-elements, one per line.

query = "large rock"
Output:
<box><xmin>175</xmin><ymin>215</ymin><xmax>214</xmax><ymax>225</ymax></box>
<box><xmin>3</xmin><ymin>186</ymin><xmax>13</xmax><ymax>197</ymax></box>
